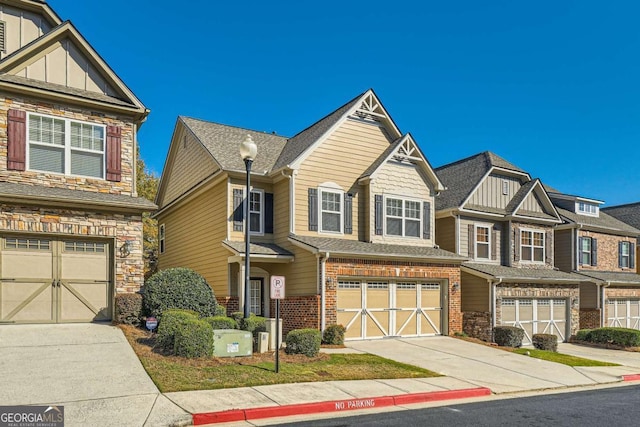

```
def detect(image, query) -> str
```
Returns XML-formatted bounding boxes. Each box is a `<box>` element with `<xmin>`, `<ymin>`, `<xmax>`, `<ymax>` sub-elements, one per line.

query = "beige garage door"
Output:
<box><xmin>337</xmin><ymin>280</ymin><xmax>442</xmax><ymax>340</ymax></box>
<box><xmin>0</xmin><ymin>236</ymin><xmax>112</xmax><ymax>323</ymax></box>
<box><xmin>501</xmin><ymin>298</ymin><xmax>567</xmax><ymax>345</ymax></box>
<box><xmin>608</xmin><ymin>299</ymin><xmax>640</xmax><ymax>330</ymax></box>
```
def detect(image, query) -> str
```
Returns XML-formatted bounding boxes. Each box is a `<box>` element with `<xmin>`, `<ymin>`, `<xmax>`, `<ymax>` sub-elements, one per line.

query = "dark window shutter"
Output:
<box><xmin>591</xmin><ymin>238</ymin><xmax>598</xmax><ymax>267</ymax></box>
<box><xmin>468</xmin><ymin>224</ymin><xmax>475</xmax><ymax>258</ymax></box>
<box><xmin>578</xmin><ymin>237</ymin><xmax>584</xmax><ymax>266</ymax></box>
<box><xmin>308</xmin><ymin>188</ymin><xmax>318</xmax><ymax>231</ymax></box>
<box><xmin>264</xmin><ymin>192</ymin><xmax>274</xmax><ymax>234</ymax></box>
<box><xmin>491</xmin><ymin>228</ymin><xmax>497</xmax><ymax>261</ymax></box>
<box><xmin>374</xmin><ymin>194</ymin><xmax>383</xmax><ymax>235</ymax></box>
<box><xmin>423</xmin><ymin>201</ymin><xmax>431</xmax><ymax>239</ymax></box>
<box><xmin>344</xmin><ymin>193</ymin><xmax>353</xmax><ymax>234</ymax></box>
<box><xmin>233</xmin><ymin>188</ymin><xmax>244</xmax><ymax>232</ymax></box>
<box><xmin>106</xmin><ymin>125</ymin><xmax>122</xmax><ymax>181</ymax></box>
<box><xmin>7</xmin><ymin>109</ymin><xmax>26</xmax><ymax>171</ymax></box>
<box><xmin>514</xmin><ymin>227</ymin><xmax>521</xmax><ymax>262</ymax></box>
<box><xmin>619</xmin><ymin>241</ymin><xmax>624</xmax><ymax>268</ymax></box>
<box><xmin>631</xmin><ymin>243</ymin><xmax>636</xmax><ymax>269</ymax></box>
<box><xmin>545</xmin><ymin>230</ymin><xmax>553</xmax><ymax>265</ymax></box>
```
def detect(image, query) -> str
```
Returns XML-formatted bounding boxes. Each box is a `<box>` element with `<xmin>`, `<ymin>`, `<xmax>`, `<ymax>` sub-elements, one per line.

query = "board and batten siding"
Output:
<box><xmin>435</xmin><ymin>216</ymin><xmax>456</xmax><ymax>253</ymax></box>
<box><xmin>554</xmin><ymin>229</ymin><xmax>573</xmax><ymax>272</ymax></box>
<box><xmin>0</xmin><ymin>4</ymin><xmax>52</xmax><ymax>59</ymax></box>
<box><xmin>157</xmin><ymin>180</ymin><xmax>228</xmax><ymax>297</ymax></box>
<box><xmin>518</xmin><ymin>191</ymin><xmax>545</xmax><ymax>214</ymax></box>
<box><xmin>369</xmin><ymin>159</ymin><xmax>435</xmax><ymax>246</ymax></box>
<box><xmin>161</xmin><ymin>128</ymin><xmax>219</xmax><ymax>207</ymax></box>
<box><xmin>294</xmin><ymin>118</ymin><xmax>392</xmax><ymax>238</ymax></box>
<box><xmin>461</xmin><ymin>271</ymin><xmax>490</xmax><ymax>312</ymax></box>
<box><xmin>459</xmin><ymin>217</ymin><xmax>502</xmax><ymax>262</ymax></box>
<box><xmin>467</xmin><ymin>174</ymin><xmax>522</xmax><ymax>210</ymax></box>
<box><xmin>579</xmin><ymin>283</ymin><xmax>598</xmax><ymax>309</ymax></box>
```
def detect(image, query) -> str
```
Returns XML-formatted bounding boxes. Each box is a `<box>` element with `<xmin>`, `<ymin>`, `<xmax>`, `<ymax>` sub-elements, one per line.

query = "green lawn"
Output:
<box><xmin>511</xmin><ymin>348</ymin><xmax>620</xmax><ymax>367</ymax></box>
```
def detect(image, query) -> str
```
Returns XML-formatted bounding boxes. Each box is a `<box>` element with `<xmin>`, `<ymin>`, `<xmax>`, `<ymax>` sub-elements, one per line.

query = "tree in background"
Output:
<box><xmin>137</xmin><ymin>152</ymin><xmax>160</xmax><ymax>279</ymax></box>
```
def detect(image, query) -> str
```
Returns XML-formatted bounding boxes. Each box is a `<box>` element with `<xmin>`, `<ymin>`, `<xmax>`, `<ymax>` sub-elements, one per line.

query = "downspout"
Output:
<box><xmin>318</xmin><ymin>251</ymin><xmax>330</xmax><ymax>332</ymax></box>
<box><xmin>601</xmin><ymin>281</ymin><xmax>611</xmax><ymax>327</ymax></box>
<box><xmin>490</xmin><ymin>278</ymin><xmax>504</xmax><ymax>332</ymax></box>
<box><xmin>132</xmin><ymin>123</ymin><xmax>138</xmax><ymax>197</ymax></box>
<box><xmin>454</xmin><ymin>214</ymin><xmax>460</xmax><ymax>254</ymax></box>
<box><xmin>574</xmin><ymin>224</ymin><xmax>583</xmax><ymax>271</ymax></box>
<box><xmin>281</xmin><ymin>169</ymin><xmax>297</xmax><ymax>234</ymax></box>
<box><xmin>507</xmin><ymin>220</ymin><xmax>512</xmax><ymax>267</ymax></box>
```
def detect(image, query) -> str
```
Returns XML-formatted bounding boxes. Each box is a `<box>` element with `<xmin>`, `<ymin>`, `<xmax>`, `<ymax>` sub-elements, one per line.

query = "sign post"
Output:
<box><xmin>270</xmin><ymin>276</ymin><xmax>285</xmax><ymax>373</ymax></box>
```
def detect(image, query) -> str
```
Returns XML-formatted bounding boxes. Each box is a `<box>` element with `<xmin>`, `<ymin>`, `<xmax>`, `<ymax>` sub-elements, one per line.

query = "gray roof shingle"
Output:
<box><xmin>556</xmin><ymin>207</ymin><xmax>640</xmax><ymax>236</ymax></box>
<box><xmin>289</xmin><ymin>234</ymin><xmax>466</xmax><ymax>261</ymax></box>
<box><xmin>602</xmin><ymin>202</ymin><xmax>640</xmax><ymax>232</ymax></box>
<box><xmin>0</xmin><ymin>181</ymin><xmax>156</xmax><ymax>211</ymax></box>
<box><xmin>222</xmin><ymin>240</ymin><xmax>293</xmax><ymax>257</ymax></box>
<box><xmin>462</xmin><ymin>262</ymin><xmax>584</xmax><ymax>282</ymax></box>
<box><xmin>577</xmin><ymin>271</ymin><xmax>640</xmax><ymax>285</ymax></box>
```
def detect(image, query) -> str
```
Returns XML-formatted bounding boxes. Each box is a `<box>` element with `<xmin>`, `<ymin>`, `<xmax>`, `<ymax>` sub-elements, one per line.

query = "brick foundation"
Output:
<box><xmin>579</xmin><ymin>308</ymin><xmax>601</xmax><ymax>330</ymax></box>
<box><xmin>463</xmin><ymin>311</ymin><xmax>492</xmax><ymax>342</ymax></box>
<box><xmin>219</xmin><ymin>296</ymin><xmax>239</xmax><ymax>317</ymax></box>
<box><xmin>269</xmin><ymin>295</ymin><xmax>320</xmax><ymax>335</ymax></box>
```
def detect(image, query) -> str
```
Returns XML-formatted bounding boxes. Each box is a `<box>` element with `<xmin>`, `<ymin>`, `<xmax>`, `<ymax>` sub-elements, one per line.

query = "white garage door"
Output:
<box><xmin>607</xmin><ymin>299</ymin><xmax>640</xmax><ymax>330</ymax></box>
<box><xmin>0</xmin><ymin>236</ymin><xmax>112</xmax><ymax>323</ymax></box>
<box><xmin>501</xmin><ymin>298</ymin><xmax>567</xmax><ymax>345</ymax></box>
<box><xmin>337</xmin><ymin>280</ymin><xmax>443</xmax><ymax>340</ymax></box>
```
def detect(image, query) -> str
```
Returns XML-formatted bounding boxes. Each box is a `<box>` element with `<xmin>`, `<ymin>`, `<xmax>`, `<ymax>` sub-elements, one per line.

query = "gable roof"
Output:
<box><xmin>508</xmin><ymin>179</ymin><xmax>561</xmax><ymax>221</ymax></box>
<box><xmin>435</xmin><ymin>151</ymin><xmax>529</xmax><ymax>211</ymax></box>
<box><xmin>0</xmin><ymin>1</ymin><xmax>62</xmax><ymax>27</ymax></box>
<box><xmin>556</xmin><ymin>206</ymin><xmax>640</xmax><ymax>236</ymax></box>
<box><xmin>462</xmin><ymin>263</ymin><xmax>584</xmax><ymax>283</ymax></box>
<box><xmin>602</xmin><ymin>202</ymin><xmax>640</xmax><ymax>232</ymax></box>
<box><xmin>577</xmin><ymin>271</ymin><xmax>640</xmax><ymax>285</ymax></box>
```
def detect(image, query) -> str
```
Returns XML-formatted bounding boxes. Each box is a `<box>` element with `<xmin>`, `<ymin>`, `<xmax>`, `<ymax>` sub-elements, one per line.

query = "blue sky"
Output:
<box><xmin>50</xmin><ymin>1</ymin><xmax>640</xmax><ymax>206</ymax></box>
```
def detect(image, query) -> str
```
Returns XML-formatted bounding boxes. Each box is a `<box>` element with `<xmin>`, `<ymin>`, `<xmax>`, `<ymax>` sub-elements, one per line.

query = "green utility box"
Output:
<box><xmin>212</xmin><ymin>329</ymin><xmax>253</xmax><ymax>357</ymax></box>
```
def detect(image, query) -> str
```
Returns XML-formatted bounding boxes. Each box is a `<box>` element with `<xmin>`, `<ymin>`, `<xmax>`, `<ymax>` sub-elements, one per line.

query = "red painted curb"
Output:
<box><xmin>192</xmin><ymin>387</ymin><xmax>492</xmax><ymax>425</ymax></box>
<box><xmin>622</xmin><ymin>374</ymin><xmax>640</xmax><ymax>382</ymax></box>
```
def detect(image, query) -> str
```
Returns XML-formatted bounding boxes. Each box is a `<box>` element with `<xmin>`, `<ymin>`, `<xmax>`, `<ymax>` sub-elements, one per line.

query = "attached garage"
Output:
<box><xmin>501</xmin><ymin>298</ymin><xmax>568</xmax><ymax>345</ymax></box>
<box><xmin>607</xmin><ymin>299</ymin><xmax>640</xmax><ymax>330</ymax></box>
<box><xmin>337</xmin><ymin>279</ymin><xmax>444</xmax><ymax>340</ymax></box>
<box><xmin>0</xmin><ymin>235</ymin><xmax>112</xmax><ymax>324</ymax></box>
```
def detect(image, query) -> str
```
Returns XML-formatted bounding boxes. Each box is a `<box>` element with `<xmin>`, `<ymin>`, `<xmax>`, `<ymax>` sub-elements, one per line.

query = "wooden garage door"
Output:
<box><xmin>607</xmin><ymin>299</ymin><xmax>640</xmax><ymax>330</ymax></box>
<box><xmin>501</xmin><ymin>298</ymin><xmax>567</xmax><ymax>345</ymax></box>
<box><xmin>337</xmin><ymin>280</ymin><xmax>442</xmax><ymax>340</ymax></box>
<box><xmin>0</xmin><ymin>237</ymin><xmax>112</xmax><ymax>323</ymax></box>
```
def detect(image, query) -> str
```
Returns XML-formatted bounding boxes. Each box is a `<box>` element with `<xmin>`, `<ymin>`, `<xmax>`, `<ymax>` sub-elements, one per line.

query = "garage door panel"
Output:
<box><xmin>501</xmin><ymin>298</ymin><xmax>567</xmax><ymax>345</ymax></box>
<box><xmin>396</xmin><ymin>310</ymin><xmax>417</xmax><ymax>336</ymax></box>
<box><xmin>1</xmin><ymin>281</ymin><xmax>54</xmax><ymax>322</ymax></box>
<box><xmin>420</xmin><ymin>309</ymin><xmax>441</xmax><ymax>335</ymax></box>
<box><xmin>608</xmin><ymin>299</ymin><xmax>640</xmax><ymax>330</ymax></box>
<box><xmin>59</xmin><ymin>281</ymin><xmax>110</xmax><ymax>322</ymax></box>
<box><xmin>2</xmin><ymin>251</ymin><xmax>53</xmax><ymax>279</ymax></box>
<box><xmin>421</xmin><ymin>287</ymin><xmax>440</xmax><ymax>307</ymax></box>
<box><xmin>365</xmin><ymin>311</ymin><xmax>388</xmax><ymax>338</ymax></box>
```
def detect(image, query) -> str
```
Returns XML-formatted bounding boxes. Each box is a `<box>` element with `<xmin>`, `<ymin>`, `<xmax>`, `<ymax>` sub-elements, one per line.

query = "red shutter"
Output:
<box><xmin>106</xmin><ymin>125</ymin><xmax>121</xmax><ymax>182</ymax></box>
<box><xmin>7</xmin><ymin>109</ymin><xmax>26</xmax><ymax>171</ymax></box>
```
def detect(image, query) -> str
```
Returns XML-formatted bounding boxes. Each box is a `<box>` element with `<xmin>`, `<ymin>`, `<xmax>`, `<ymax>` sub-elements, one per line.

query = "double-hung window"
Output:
<box><xmin>320</xmin><ymin>189</ymin><xmax>342</xmax><ymax>233</ymax></box>
<box><xmin>620</xmin><ymin>242</ymin><xmax>631</xmax><ymax>268</ymax></box>
<box><xmin>249</xmin><ymin>190</ymin><xmax>263</xmax><ymax>234</ymax></box>
<box><xmin>386</xmin><ymin>197</ymin><xmax>421</xmax><ymax>237</ymax></box>
<box><xmin>28</xmin><ymin>113</ymin><xmax>105</xmax><ymax>178</ymax></box>
<box><xmin>521</xmin><ymin>229</ymin><xmax>544</xmax><ymax>263</ymax></box>
<box><xmin>475</xmin><ymin>225</ymin><xmax>490</xmax><ymax>259</ymax></box>
<box><xmin>580</xmin><ymin>237</ymin><xmax>592</xmax><ymax>266</ymax></box>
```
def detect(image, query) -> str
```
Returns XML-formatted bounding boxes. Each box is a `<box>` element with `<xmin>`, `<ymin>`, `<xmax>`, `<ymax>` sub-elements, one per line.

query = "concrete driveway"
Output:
<box><xmin>0</xmin><ymin>323</ymin><xmax>188</xmax><ymax>427</ymax></box>
<box><xmin>558</xmin><ymin>343</ymin><xmax>640</xmax><ymax>369</ymax></box>
<box><xmin>347</xmin><ymin>336</ymin><xmax>638</xmax><ymax>394</ymax></box>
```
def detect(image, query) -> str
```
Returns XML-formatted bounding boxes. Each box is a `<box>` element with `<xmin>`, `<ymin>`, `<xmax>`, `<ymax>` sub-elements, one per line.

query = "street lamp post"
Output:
<box><xmin>240</xmin><ymin>135</ymin><xmax>257</xmax><ymax>319</ymax></box>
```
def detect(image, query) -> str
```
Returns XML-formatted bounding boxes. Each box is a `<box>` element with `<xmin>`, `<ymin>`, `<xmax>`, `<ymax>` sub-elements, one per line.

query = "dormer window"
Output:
<box><xmin>577</xmin><ymin>201</ymin><xmax>598</xmax><ymax>217</ymax></box>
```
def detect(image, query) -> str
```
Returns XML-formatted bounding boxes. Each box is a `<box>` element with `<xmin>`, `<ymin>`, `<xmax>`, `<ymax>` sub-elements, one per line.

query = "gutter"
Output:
<box><xmin>490</xmin><ymin>278</ymin><xmax>503</xmax><ymax>333</ymax></box>
<box><xmin>601</xmin><ymin>281</ymin><xmax>611</xmax><ymax>327</ymax></box>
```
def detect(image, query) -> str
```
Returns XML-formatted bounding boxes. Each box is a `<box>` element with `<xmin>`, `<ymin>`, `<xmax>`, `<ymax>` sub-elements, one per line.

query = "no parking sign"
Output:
<box><xmin>270</xmin><ymin>276</ymin><xmax>285</xmax><ymax>299</ymax></box>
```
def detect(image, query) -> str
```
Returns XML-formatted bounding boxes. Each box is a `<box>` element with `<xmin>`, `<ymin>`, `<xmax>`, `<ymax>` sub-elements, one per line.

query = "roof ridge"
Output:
<box><xmin>603</xmin><ymin>201</ymin><xmax>640</xmax><ymax>210</ymax></box>
<box><xmin>179</xmin><ymin>116</ymin><xmax>289</xmax><ymax>139</ymax></box>
<box><xmin>435</xmin><ymin>151</ymin><xmax>487</xmax><ymax>170</ymax></box>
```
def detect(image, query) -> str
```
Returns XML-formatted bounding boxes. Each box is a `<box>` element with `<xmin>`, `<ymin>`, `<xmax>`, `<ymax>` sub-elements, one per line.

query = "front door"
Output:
<box><xmin>249</xmin><ymin>278</ymin><xmax>264</xmax><ymax>316</ymax></box>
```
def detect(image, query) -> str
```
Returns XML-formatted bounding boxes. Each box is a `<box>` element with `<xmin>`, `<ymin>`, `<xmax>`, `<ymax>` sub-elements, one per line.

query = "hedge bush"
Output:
<box><xmin>204</xmin><ymin>316</ymin><xmax>237</xmax><ymax>330</ymax></box>
<box><xmin>493</xmin><ymin>326</ymin><xmax>525</xmax><ymax>347</ymax></box>
<box><xmin>213</xmin><ymin>305</ymin><xmax>227</xmax><ymax>317</ymax></box>
<box><xmin>586</xmin><ymin>327</ymin><xmax>640</xmax><ymax>347</ymax></box>
<box><xmin>575</xmin><ymin>329</ymin><xmax>593</xmax><ymax>341</ymax></box>
<box><xmin>142</xmin><ymin>267</ymin><xmax>220</xmax><ymax>318</ymax></box>
<box><xmin>174</xmin><ymin>318</ymin><xmax>214</xmax><ymax>358</ymax></box>
<box><xmin>239</xmin><ymin>314</ymin><xmax>267</xmax><ymax>335</ymax></box>
<box><xmin>532</xmin><ymin>334</ymin><xmax>558</xmax><ymax>352</ymax></box>
<box><xmin>156</xmin><ymin>309</ymin><xmax>198</xmax><ymax>351</ymax></box>
<box><xmin>285</xmin><ymin>328</ymin><xmax>321</xmax><ymax>357</ymax></box>
<box><xmin>114</xmin><ymin>293</ymin><xmax>142</xmax><ymax>326</ymax></box>
<box><xmin>322</xmin><ymin>324</ymin><xmax>346</xmax><ymax>345</ymax></box>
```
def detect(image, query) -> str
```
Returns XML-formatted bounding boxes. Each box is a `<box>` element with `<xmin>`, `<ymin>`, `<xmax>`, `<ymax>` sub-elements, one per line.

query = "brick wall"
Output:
<box><xmin>324</xmin><ymin>258</ymin><xmax>462</xmax><ymax>334</ymax></box>
<box><xmin>463</xmin><ymin>311</ymin><xmax>492</xmax><ymax>341</ymax></box>
<box><xmin>269</xmin><ymin>296</ymin><xmax>320</xmax><ymax>335</ymax></box>
<box><xmin>219</xmin><ymin>296</ymin><xmax>239</xmax><ymax>316</ymax></box>
<box><xmin>579</xmin><ymin>308</ymin><xmax>601</xmax><ymax>330</ymax></box>
<box><xmin>578</xmin><ymin>230</ymin><xmax>636</xmax><ymax>272</ymax></box>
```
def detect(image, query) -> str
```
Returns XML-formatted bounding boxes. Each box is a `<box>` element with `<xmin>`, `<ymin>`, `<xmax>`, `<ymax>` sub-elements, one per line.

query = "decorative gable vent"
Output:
<box><xmin>0</xmin><ymin>21</ymin><xmax>6</xmax><ymax>53</ymax></box>
<box><xmin>352</xmin><ymin>93</ymin><xmax>385</xmax><ymax>123</ymax></box>
<box><xmin>392</xmin><ymin>138</ymin><xmax>422</xmax><ymax>163</ymax></box>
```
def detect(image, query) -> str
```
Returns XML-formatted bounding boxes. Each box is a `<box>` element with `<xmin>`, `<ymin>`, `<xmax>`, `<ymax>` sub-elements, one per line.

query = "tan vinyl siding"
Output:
<box><xmin>461</xmin><ymin>271</ymin><xmax>490</xmax><ymax>312</ymax></box>
<box><xmin>468</xmin><ymin>174</ymin><xmax>522</xmax><ymax>210</ymax></box>
<box><xmin>273</xmin><ymin>178</ymin><xmax>289</xmax><ymax>242</ymax></box>
<box><xmin>554</xmin><ymin>229</ymin><xmax>573</xmax><ymax>272</ymax></box>
<box><xmin>369</xmin><ymin>160</ymin><xmax>435</xmax><ymax>246</ymax></box>
<box><xmin>162</xmin><ymin>128</ymin><xmax>219</xmax><ymax>207</ymax></box>
<box><xmin>295</xmin><ymin>118</ymin><xmax>392</xmax><ymax>237</ymax></box>
<box><xmin>229</xmin><ymin>178</ymin><xmax>274</xmax><ymax>242</ymax></box>
<box><xmin>436</xmin><ymin>216</ymin><xmax>456</xmax><ymax>253</ymax></box>
<box><xmin>580</xmin><ymin>283</ymin><xmax>598</xmax><ymax>309</ymax></box>
<box><xmin>264</xmin><ymin>244</ymin><xmax>318</xmax><ymax>296</ymax></box>
<box><xmin>0</xmin><ymin>5</ymin><xmax>51</xmax><ymax>58</ymax></box>
<box><xmin>156</xmin><ymin>180</ymin><xmax>228</xmax><ymax>297</ymax></box>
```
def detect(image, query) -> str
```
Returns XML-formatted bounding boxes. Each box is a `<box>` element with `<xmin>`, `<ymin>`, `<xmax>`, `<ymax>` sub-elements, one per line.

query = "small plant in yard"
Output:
<box><xmin>322</xmin><ymin>324</ymin><xmax>346</xmax><ymax>345</ymax></box>
<box><xmin>574</xmin><ymin>329</ymin><xmax>593</xmax><ymax>341</ymax></box>
<box><xmin>583</xmin><ymin>327</ymin><xmax>640</xmax><ymax>347</ymax></box>
<box><xmin>532</xmin><ymin>334</ymin><xmax>557</xmax><ymax>352</ymax></box>
<box><xmin>115</xmin><ymin>293</ymin><xmax>142</xmax><ymax>326</ymax></box>
<box><xmin>493</xmin><ymin>326</ymin><xmax>525</xmax><ymax>347</ymax></box>
<box><xmin>204</xmin><ymin>316</ymin><xmax>237</xmax><ymax>330</ymax></box>
<box><xmin>174</xmin><ymin>318</ymin><xmax>214</xmax><ymax>358</ymax></box>
<box><xmin>156</xmin><ymin>309</ymin><xmax>199</xmax><ymax>351</ymax></box>
<box><xmin>286</xmin><ymin>328</ymin><xmax>321</xmax><ymax>357</ymax></box>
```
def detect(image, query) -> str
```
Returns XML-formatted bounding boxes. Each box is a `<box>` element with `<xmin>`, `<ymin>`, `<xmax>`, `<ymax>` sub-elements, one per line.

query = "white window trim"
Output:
<box><xmin>502</xmin><ymin>180</ymin><xmax>509</xmax><ymax>195</ymax></box>
<box><xmin>159</xmin><ymin>223</ymin><xmax>166</xmax><ymax>254</ymax></box>
<box><xmin>248</xmin><ymin>188</ymin><xmax>264</xmax><ymax>236</ymax></box>
<box><xmin>520</xmin><ymin>228</ymin><xmax>545</xmax><ymax>263</ymax></box>
<box><xmin>620</xmin><ymin>241</ymin><xmax>631</xmax><ymax>268</ymax></box>
<box><xmin>26</xmin><ymin>112</ymin><xmax>106</xmax><ymax>179</ymax></box>
<box><xmin>474</xmin><ymin>223</ymin><xmax>491</xmax><ymax>260</ymax></box>
<box><xmin>383</xmin><ymin>195</ymin><xmax>422</xmax><ymax>239</ymax></box>
<box><xmin>580</xmin><ymin>236</ymin><xmax>592</xmax><ymax>266</ymax></box>
<box><xmin>576</xmin><ymin>201</ymin><xmax>599</xmax><ymax>217</ymax></box>
<box><xmin>319</xmin><ymin>187</ymin><xmax>343</xmax><ymax>234</ymax></box>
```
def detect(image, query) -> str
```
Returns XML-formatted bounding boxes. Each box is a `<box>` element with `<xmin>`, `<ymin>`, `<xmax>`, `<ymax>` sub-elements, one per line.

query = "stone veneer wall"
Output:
<box><xmin>0</xmin><ymin>95</ymin><xmax>136</xmax><ymax>195</ymax></box>
<box><xmin>463</xmin><ymin>311</ymin><xmax>492</xmax><ymax>341</ymax></box>
<box><xmin>579</xmin><ymin>308</ymin><xmax>601</xmax><ymax>330</ymax></box>
<box><xmin>324</xmin><ymin>258</ymin><xmax>462</xmax><ymax>334</ymax></box>
<box><xmin>0</xmin><ymin>204</ymin><xmax>143</xmax><ymax>293</ymax></box>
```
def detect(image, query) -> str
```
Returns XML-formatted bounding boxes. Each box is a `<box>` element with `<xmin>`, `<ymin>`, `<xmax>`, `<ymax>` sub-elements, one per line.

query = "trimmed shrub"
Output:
<box><xmin>322</xmin><ymin>324</ymin><xmax>346</xmax><ymax>345</ymax></box>
<box><xmin>285</xmin><ymin>328</ymin><xmax>321</xmax><ymax>357</ymax></box>
<box><xmin>493</xmin><ymin>326</ymin><xmax>525</xmax><ymax>348</ymax></box>
<box><xmin>142</xmin><ymin>267</ymin><xmax>220</xmax><ymax>318</ymax></box>
<box><xmin>156</xmin><ymin>309</ymin><xmax>198</xmax><ymax>351</ymax></box>
<box><xmin>239</xmin><ymin>314</ymin><xmax>267</xmax><ymax>335</ymax></box>
<box><xmin>586</xmin><ymin>327</ymin><xmax>640</xmax><ymax>347</ymax></box>
<box><xmin>532</xmin><ymin>334</ymin><xmax>558</xmax><ymax>352</ymax></box>
<box><xmin>213</xmin><ymin>305</ymin><xmax>227</xmax><ymax>317</ymax></box>
<box><xmin>230</xmin><ymin>312</ymin><xmax>244</xmax><ymax>324</ymax></box>
<box><xmin>204</xmin><ymin>316</ymin><xmax>237</xmax><ymax>330</ymax></box>
<box><xmin>114</xmin><ymin>293</ymin><xmax>142</xmax><ymax>326</ymax></box>
<box><xmin>174</xmin><ymin>318</ymin><xmax>214</xmax><ymax>358</ymax></box>
<box><xmin>575</xmin><ymin>329</ymin><xmax>593</xmax><ymax>341</ymax></box>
